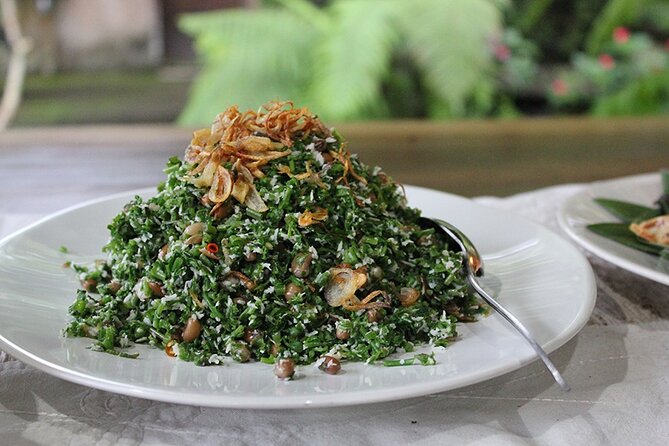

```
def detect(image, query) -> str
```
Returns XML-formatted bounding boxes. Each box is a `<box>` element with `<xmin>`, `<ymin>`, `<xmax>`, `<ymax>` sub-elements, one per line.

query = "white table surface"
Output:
<box><xmin>1</xmin><ymin>141</ymin><xmax>668</xmax><ymax>445</ymax></box>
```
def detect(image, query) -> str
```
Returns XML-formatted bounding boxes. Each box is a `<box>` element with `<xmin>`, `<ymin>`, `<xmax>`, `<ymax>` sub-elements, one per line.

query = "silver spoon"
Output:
<box><xmin>420</xmin><ymin>217</ymin><xmax>571</xmax><ymax>392</ymax></box>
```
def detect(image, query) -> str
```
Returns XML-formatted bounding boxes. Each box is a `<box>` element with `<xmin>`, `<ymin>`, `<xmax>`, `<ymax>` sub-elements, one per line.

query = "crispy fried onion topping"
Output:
<box><xmin>332</xmin><ymin>146</ymin><xmax>367</xmax><ymax>185</ymax></box>
<box><xmin>185</xmin><ymin>101</ymin><xmax>331</xmax><ymax>213</ymax></box>
<box><xmin>277</xmin><ymin>162</ymin><xmax>328</xmax><ymax>189</ymax></box>
<box><xmin>298</xmin><ymin>207</ymin><xmax>328</xmax><ymax>227</ymax></box>
<box><xmin>324</xmin><ymin>267</ymin><xmax>391</xmax><ymax>311</ymax></box>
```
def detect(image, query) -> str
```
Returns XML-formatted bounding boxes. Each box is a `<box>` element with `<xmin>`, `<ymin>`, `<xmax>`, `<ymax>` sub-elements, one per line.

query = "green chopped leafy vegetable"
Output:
<box><xmin>383</xmin><ymin>352</ymin><xmax>437</xmax><ymax>367</ymax></box>
<box><xmin>64</xmin><ymin>102</ymin><xmax>483</xmax><ymax>371</ymax></box>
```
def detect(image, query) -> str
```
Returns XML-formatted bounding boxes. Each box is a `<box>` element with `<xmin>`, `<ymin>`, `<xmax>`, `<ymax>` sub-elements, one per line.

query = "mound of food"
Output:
<box><xmin>65</xmin><ymin>101</ymin><xmax>482</xmax><ymax>376</ymax></box>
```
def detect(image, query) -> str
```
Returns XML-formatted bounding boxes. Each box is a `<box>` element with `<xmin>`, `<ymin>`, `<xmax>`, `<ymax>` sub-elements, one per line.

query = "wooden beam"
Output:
<box><xmin>1</xmin><ymin>117</ymin><xmax>667</xmax><ymax>199</ymax></box>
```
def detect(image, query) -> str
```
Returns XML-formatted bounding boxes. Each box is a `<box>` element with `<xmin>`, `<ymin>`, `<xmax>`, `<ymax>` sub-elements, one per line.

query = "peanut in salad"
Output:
<box><xmin>65</xmin><ymin>102</ymin><xmax>483</xmax><ymax>376</ymax></box>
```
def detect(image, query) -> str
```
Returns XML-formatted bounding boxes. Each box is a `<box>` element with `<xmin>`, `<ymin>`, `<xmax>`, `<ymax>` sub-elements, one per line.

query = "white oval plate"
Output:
<box><xmin>558</xmin><ymin>172</ymin><xmax>669</xmax><ymax>286</ymax></box>
<box><xmin>0</xmin><ymin>186</ymin><xmax>595</xmax><ymax>409</ymax></box>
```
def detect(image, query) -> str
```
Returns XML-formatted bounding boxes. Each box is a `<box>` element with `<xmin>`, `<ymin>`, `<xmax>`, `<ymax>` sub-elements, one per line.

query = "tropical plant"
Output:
<box><xmin>508</xmin><ymin>0</ymin><xmax>610</xmax><ymax>62</ymax></box>
<box><xmin>508</xmin><ymin>0</ymin><xmax>669</xmax><ymax>61</ymax></box>
<box><xmin>548</xmin><ymin>26</ymin><xmax>669</xmax><ymax>116</ymax></box>
<box><xmin>177</xmin><ymin>0</ymin><xmax>510</xmax><ymax>124</ymax></box>
<box><xmin>584</xmin><ymin>0</ymin><xmax>649</xmax><ymax>55</ymax></box>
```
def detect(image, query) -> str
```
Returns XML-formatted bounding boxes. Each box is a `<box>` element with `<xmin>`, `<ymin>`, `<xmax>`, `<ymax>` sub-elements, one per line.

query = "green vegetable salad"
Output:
<box><xmin>65</xmin><ymin>102</ymin><xmax>483</xmax><ymax>374</ymax></box>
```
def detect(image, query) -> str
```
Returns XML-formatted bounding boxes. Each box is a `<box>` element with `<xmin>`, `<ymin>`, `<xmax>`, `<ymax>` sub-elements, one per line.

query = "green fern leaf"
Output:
<box><xmin>398</xmin><ymin>0</ymin><xmax>502</xmax><ymax>118</ymax></box>
<box><xmin>307</xmin><ymin>0</ymin><xmax>402</xmax><ymax>121</ymax></box>
<box><xmin>178</xmin><ymin>8</ymin><xmax>317</xmax><ymax>125</ymax></box>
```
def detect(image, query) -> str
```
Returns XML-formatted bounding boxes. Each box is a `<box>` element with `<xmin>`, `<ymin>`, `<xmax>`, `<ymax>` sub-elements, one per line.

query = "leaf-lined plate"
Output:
<box><xmin>558</xmin><ymin>172</ymin><xmax>669</xmax><ymax>286</ymax></box>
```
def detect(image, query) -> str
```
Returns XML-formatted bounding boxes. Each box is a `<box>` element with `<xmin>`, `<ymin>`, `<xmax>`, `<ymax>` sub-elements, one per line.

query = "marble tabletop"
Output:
<box><xmin>1</xmin><ymin>128</ymin><xmax>668</xmax><ymax>446</ymax></box>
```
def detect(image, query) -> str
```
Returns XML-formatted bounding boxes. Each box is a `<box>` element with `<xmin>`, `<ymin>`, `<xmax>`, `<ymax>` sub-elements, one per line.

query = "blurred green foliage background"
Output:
<box><xmin>178</xmin><ymin>0</ymin><xmax>669</xmax><ymax>124</ymax></box>
<box><xmin>3</xmin><ymin>0</ymin><xmax>669</xmax><ymax>126</ymax></box>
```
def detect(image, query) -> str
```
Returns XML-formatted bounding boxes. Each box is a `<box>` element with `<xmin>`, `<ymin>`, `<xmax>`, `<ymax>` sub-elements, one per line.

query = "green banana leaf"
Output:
<box><xmin>588</xmin><ymin>171</ymin><xmax>669</xmax><ymax>257</ymax></box>
<box><xmin>593</xmin><ymin>198</ymin><xmax>660</xmax><ymax>223</ymax></box>
<box><xmin>587</xmin><ymin>223</ymin><xmax>664</xmax><ymax>255</ymax></box>
<box><xmin>657</xmin><ymin>170</ymin><xmax>669</xmax><ymax>214</ymax></box>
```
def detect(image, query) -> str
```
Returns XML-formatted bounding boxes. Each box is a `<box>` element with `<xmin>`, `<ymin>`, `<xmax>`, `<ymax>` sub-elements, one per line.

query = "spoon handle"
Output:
<box><xmin>467</xmin><ymin>276</ymin><xmax>571</xmax><ymax>392</ymax></box>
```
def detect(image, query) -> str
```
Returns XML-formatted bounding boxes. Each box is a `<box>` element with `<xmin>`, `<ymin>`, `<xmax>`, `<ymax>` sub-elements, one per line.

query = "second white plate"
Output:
<box><xmin>558</xmin><ymin>172</ymin><xmax>669</xmax><ymax>286</ymax></box>
<box><xmin>0</xmin><ymin>186</ymin><xmax>596</xmax><ymax>408</ymax></box>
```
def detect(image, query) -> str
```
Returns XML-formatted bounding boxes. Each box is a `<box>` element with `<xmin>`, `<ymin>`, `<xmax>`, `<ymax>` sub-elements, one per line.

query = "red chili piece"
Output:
<box><xmin>206</xmin><ymin>243</ymin><xmax>219</xmax><ymax>254</ymax></box>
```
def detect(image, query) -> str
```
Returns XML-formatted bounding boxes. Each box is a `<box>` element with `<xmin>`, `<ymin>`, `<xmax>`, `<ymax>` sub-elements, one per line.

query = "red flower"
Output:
<box><xmin>598</xmin><ymin>54</ymin><xmax>615</xmax><ymax>70</ymax></box>
<box><xmin>551</xmin><ymin>79</ymin><xmax>569</xmax><ymax>96</ymax></box>
<box><xmin>613</xmin><ymin>27</ymin><xmax>630</xmax><ymax>44</ymax></box>
<box><xmin>494</xmin><ymin>44</ymin><xmax>511</xmax><ymax>62</ymax></box>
